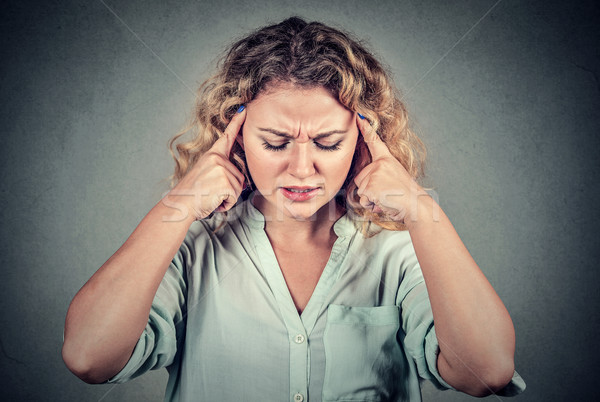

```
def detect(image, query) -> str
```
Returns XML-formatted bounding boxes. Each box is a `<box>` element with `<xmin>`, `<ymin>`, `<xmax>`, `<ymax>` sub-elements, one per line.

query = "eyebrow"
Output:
<box><xmin>258</xmin><ymin>127</ymin><xmax>347</xmax><ymax>140</ymax></box>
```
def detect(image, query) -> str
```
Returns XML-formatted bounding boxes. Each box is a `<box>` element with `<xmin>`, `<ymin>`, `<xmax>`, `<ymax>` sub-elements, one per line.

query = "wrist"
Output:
<box><xmin>159</xmin><ymin>191</ymin><xmax>200</xmax><ymax>224</ymax></box>
<box><xmin>404</xmin><ymin>192</ymin><xmax>441</xmax><ymax>230</ymax></box>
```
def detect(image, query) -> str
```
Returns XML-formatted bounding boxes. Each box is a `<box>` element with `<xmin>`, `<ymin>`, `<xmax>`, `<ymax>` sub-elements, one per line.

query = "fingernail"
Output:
<box><xmin>237</xmin><ymin>105</ymin><xmax>245</xmax><ymax>113</ymax></box>
<box><xmin>357</xmin><ymin>113</ymin><xmax>365</xmax><ymax>120</ymax></box>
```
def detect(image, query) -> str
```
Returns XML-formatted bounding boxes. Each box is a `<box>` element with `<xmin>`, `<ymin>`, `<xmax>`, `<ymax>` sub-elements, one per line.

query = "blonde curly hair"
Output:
<box><xmin>169</xmin><ymin>17</ymin><xmax>425</xmax><ymax>231</ymax></box>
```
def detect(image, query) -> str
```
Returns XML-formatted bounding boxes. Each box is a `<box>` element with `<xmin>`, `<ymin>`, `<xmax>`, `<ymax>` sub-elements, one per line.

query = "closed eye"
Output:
<box><xmin>262</xmin><ymin>141</ymin><xmax>289</xmax><ymax>152</ymax></box>
<box><xmin>262</xmin><ymin>140</ymin><xmax>342</xmax><ymax>152</ymax></box>
<box><xmin>314</xmin><ymin>140</ymin><xmax>342</xmax><ymax>151</ymax></box>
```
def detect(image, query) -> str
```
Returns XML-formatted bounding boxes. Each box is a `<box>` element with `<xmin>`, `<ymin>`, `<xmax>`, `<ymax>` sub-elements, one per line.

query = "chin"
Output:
<box><xmin>254</xmin><ymin>187</ymin><xmax>340</xmax><ymax>223</ymax></box>
<box><xmin>278</xmin><ymin>195</ymin><xmax>338</xmax><ymax>222</ymax></box>
<box><xmin>280</xmin><ymin>205</ymin><xmax>320</xmax><ymax>221</ymax></box>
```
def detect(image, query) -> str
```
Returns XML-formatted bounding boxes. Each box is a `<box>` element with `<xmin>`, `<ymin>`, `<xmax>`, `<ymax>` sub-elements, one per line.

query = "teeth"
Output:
<box><xmin>287</xmin><ymin>188</ymin><xmax>314</xmax><ymax>193</ymax></box>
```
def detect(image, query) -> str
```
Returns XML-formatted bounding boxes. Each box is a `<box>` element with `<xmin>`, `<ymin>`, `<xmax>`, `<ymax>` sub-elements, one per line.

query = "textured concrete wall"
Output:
<box><xmin>1</xmin><ymin>0</ymin><xmax>598</xmax><ymax>400</ymax></box>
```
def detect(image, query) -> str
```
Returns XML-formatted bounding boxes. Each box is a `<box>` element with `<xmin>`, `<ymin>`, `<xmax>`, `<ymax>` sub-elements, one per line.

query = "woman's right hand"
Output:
<box><xmin>165</xmin><ymin>106</ymin><xmax>247</xmax><ymax>221</ymax></box>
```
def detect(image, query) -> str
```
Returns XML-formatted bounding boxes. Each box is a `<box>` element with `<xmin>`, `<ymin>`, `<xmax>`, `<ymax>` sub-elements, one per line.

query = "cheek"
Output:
<box><xmin>336</xmin><ymin>143</ymin><xmax>358</xmax><ymax>171</ymax></box>
<box><xmin>318</xmin><ymin>151</ymin><xmax>355</xmax><ymax>182</ymax></box>
<box><xmin>245</xmin><ymin>149</ymin><xmax>286</xmax><ymax>183</ymax></box>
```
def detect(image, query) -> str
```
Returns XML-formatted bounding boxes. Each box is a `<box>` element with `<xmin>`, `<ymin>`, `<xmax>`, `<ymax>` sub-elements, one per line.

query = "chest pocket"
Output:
<box><xmin>322</xmin><ymin>305</ymin><xmax>409</xmax><ymax>402</ymax></box>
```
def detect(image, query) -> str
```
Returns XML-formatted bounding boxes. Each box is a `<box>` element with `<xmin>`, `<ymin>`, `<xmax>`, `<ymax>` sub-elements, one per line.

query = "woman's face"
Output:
<box><xmin>242</xmin><ymin>83</ymin><xmax>359</xmax><ymax>221</ymax></box>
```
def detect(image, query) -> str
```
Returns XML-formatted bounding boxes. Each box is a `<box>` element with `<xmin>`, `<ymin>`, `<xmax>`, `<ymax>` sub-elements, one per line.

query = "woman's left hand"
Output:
<box><xmin>354</xmin><ymin>115</ymin><xmax>429</xmax><ymax>223</ymax></box>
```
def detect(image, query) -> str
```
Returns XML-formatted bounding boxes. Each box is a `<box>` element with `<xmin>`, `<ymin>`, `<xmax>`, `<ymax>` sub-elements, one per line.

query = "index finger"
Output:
<box><xmin>214</xmin><ymin>105</ymin><xmax>247</xmax><ymax>156</ymax></box>
<box><xmin>356</xmin><ymin>114</ymin><xmax>390</xmax><ymax>160</ymax></box>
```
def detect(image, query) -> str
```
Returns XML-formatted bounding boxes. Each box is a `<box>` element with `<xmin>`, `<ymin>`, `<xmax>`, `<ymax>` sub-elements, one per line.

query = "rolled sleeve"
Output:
<box><xmin>424</xmin><ymin>326</ymin><xmax>456</xmax><ymax>390</ymax></box>
<box><xmin>394</xmin><ymin>236</ymin><xmax>526</xmax><ymax>396</ymax></box>
<box><xmin>400</xmin><ymin>282</ymin><xmax>527</xmax><ymax>395</ymax></box>
<box><xmin>400</xmin><ymin>279</ymin><xmax>455</xmax><ymax>391</ymax></box>
<box><xmin>105</xmin><ymin>247</ymin><xmax>188</xmax><ymax>384</ymax></box>
<box><xmin>497</xmin><ymin>371</ymin><xmax>527</xmax><ymax>396</ymax></box>
<box><xmin>420</xmin><ymin>322</ymin><xmax>526</xmax><ymax>395</ymax></box>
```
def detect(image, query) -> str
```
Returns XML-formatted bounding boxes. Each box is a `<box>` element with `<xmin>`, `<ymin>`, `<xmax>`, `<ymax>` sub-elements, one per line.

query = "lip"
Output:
<box><xmin>280</xmin><ymin>186</ymin><xmax>321</xmax><ymax>202</ymax></box>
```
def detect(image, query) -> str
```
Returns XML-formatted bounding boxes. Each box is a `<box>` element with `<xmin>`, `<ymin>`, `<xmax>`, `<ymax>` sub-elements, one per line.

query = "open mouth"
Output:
<box><xmin>280</xmin><ymin>186</ymin><xmax>320</xmax><ymax>201</ymax></box>
<box><xmin>285</xmin><ymin>188</ymin><xmax>314</xmax><ymax>193</ymax></box>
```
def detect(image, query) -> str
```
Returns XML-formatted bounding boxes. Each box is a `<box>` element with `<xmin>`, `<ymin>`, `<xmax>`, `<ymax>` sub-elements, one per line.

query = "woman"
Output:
<box><xmin>62</xmin><ymin>17</ymin><xmax>525</xmax><ymax>401</ymax></box>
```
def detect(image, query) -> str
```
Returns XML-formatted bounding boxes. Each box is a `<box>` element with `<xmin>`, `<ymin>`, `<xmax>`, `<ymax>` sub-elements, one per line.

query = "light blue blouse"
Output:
<box><xmin>106</xmin><ymin>197</ymin><xmax>525</xmax><ymax>401</ymax></box>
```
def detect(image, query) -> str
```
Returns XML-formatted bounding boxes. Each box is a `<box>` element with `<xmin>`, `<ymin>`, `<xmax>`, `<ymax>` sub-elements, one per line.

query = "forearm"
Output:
<box><xmin>406</xmin><ymin>196</ymin><xmax>515</xmax><ymax>395</ymax></box>
<box><xmin>62</xmin><ymin>196</ymin><xmax>195</xmax><ymax>383</ymax></box>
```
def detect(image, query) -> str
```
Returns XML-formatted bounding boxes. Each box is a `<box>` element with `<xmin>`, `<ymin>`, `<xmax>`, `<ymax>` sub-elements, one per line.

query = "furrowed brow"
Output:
<box><xmin>258</xmin><ymin>127</ymin><xmax>346</xmax><ymax>139</ymax></box>
<box><xmin>312</xmin><ymin>130</ymin><xmax>347</xmax><ymax>140</ymax></box>
<box><xmin>258</xmin><ymin>128</ymin><xmax>294</xmax><ymax>139</ymax></box>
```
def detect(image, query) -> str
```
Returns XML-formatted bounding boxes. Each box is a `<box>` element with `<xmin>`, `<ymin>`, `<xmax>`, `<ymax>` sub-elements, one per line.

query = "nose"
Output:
<box><xmin>287</xmin><ymin>143</ymin><xmax>316</xmax><ymax>179</ymax></box>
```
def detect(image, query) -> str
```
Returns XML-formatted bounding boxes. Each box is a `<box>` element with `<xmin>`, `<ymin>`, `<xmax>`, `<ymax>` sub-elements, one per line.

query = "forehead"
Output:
<box><xmin>247</xmin><ymin>84</ymin><xmax>352</xmax><ymax>134</ymax></box>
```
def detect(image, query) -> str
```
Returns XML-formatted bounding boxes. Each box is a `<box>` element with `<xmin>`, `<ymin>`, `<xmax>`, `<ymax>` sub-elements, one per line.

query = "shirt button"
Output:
<box><xmin>293</xmin><ymin>393</ymin><xmax>304</xmax><ymax>402</ymax></box>
<box><xmin>294</xmin><ymin>334</ymin><xmax>305</xmax><ymax>344</ymax></box>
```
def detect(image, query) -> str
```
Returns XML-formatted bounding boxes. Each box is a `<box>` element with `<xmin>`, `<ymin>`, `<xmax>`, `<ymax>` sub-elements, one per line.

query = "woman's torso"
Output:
<box><xmin>164</xmin><ymin>200</ymin><xmax>435</xmax><ymax>402</ymax></box>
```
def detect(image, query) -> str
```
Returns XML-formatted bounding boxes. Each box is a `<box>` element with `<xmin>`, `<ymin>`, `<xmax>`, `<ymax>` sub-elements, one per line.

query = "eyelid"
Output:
<box><xmin>262</xmin><ymin>141</ymin><xmax>289</xmax><ymax>151</ymax></box>
<box><xmin>314</xmin><ymin>137</ymin><xmax>338</xmax><ymax>144</ymax></box>
<box><xmin>314</xmin><ymin>140</ymin><xmax>342</xmax><ymax>151</ymax></box>
<box><xmin>259</xmin><ymin>135</ymin><xmax>288</xmax><ymax>145</ymax></box>
<box><xmin>314</xmin><ymin>137</ymin><xmax>342</xmax><ymax>145</ymax></box>
<box><xmin>261</xmin><ymin>138</ymin><xmax>342</xmax><ymax>152</ymax></box>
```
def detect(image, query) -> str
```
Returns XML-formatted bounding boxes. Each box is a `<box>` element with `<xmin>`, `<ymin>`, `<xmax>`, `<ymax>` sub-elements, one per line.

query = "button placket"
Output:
<box><xmin>289</xmin><ymin>330</ymin><xmax>308</xmax><ymax>401</ymax></box>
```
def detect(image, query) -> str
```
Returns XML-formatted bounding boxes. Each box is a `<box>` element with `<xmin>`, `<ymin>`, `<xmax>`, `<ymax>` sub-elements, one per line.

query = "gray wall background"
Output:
<box><xmin>1</xmin><ymin>0</ymin><xmax>598</xmax><ymax>400</ymax></box>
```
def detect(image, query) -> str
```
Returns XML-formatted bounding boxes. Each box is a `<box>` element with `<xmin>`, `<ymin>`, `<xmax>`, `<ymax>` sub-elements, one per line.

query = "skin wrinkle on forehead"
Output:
<box><xmin>248</xmin><ymin>84</ymin><xmax>354</xmax><ymax>143</ymax></box>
